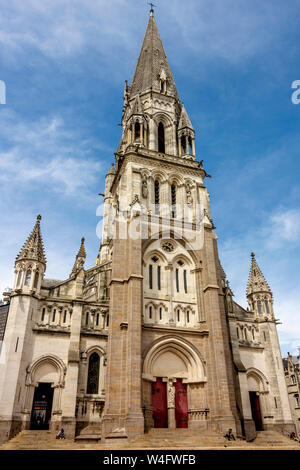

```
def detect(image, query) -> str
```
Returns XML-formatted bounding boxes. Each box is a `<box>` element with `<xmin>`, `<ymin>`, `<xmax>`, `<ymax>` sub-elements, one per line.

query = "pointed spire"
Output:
<box><xmin>178</xmin><ymin>103</ymin><xmax>194</xmax><ymax>130</ymax></box>
<box><xmin>130</xmin><ymin>12</ymin><xmax>178</xmax><ymax>98</ymax></box>
<box><xmin>107</xmin><ymin>163</ymin><xmax>116</xmax><ymax>176</ymax></box>
<box><xmin>246</xmin><ymin>252</ymin><xmax>272</xmax><ymax>297</ymax></box>
<box><xmin>70</xmin><ymin>237</ymin><xmax>86</xmax><ymax>277</ymax></box>
<box><xmin>16</xmin><ymin>215</ymin><xmax>46</xmax><ymax>265</ymax></box>
<box><xmin>77</xmin><ymin>237</ymin><xmax>86</xmax><ymax>258</ymax></box>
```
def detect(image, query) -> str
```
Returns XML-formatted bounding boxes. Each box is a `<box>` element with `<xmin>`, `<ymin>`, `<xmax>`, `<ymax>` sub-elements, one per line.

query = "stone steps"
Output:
<box><xmin>1</xmin><ymin>429</ymin><xmax>299</xmax><ymax>450</ymax></box>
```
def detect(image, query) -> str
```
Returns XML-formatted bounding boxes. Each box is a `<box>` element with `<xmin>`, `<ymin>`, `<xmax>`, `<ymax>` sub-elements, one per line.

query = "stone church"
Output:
<box><xmin>0</xmin><ymin>10</ymin><xmax>295</xmax><ymax>444</ymax></box>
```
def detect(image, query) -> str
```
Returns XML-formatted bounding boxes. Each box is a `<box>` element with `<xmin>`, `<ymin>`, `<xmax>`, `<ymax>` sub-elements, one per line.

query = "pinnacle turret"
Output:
<box><xmin>178</xmin><ymin>103</ymin><xmax>194</xmax><ymax>131</ymax></box>
<box><xmin>246</xmin><ymin>252</ymin><xmax>274</xmax><ymax>317</ymax></box>
<box><xmin>16</xmin><ymin>214</ymin><xmax>46</xmax><ymax>265</ymax></box>
<box><xmin>246</xmin><ymin>252</ymin><xmax>272</xmax><ymax>297</ymax></box>
<box><xmin>70</xmin><ymin>237</ymin><xmax>86</xmax><ymax>277</ymax></box>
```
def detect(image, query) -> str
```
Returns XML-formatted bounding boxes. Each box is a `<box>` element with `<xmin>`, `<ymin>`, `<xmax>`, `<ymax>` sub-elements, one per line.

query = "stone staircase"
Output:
<box><xmin>1</xmin><ymin>428</ymin><xmax>299</xmax><ymax>450</ymax></box>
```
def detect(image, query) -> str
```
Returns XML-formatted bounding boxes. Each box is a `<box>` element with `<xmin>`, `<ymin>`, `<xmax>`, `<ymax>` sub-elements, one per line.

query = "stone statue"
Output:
<box><xmin>142</xmin><ymin>176</ymin><xmax>148</xmax><ymax>199</ymax></box>
<box><xmin>186</xmin><ymin>184</ymin><xmax>193</xmax><ymax>205</ymax></box>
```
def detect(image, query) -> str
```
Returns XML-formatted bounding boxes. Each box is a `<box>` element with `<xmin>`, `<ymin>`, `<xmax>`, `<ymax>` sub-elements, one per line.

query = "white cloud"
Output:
<box><xmin>0</xmin><ymin>110</ymin><xmax>105</xmax><ymax>196</ymax></box>
<box><xmin>265</xmin><ymin>208</ymin><xmax>300</xmax><ymax>249</ymax></box>
<box><xmin>0</xmin><ymin>0</ymin><xmax>297</xmax><ymax>67</ymax></box>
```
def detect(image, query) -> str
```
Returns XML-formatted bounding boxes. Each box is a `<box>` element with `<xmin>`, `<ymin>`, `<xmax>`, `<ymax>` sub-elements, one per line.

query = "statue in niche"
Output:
<box><xmin>186</xmin><ymin>183</ymin><xmax>193</xmax><ymax>205</ymax></box>
<box><xmin>141</xmin><ymin>175</ymin><xmax>148</xmax><ymax>199</ymax></box>
<box><xmin>168</xmin><ymin>381</ymin><xmax>175</xmax><ymax>407</ymax></box>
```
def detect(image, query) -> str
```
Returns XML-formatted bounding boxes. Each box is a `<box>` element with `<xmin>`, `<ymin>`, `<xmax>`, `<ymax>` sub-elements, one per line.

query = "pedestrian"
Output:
<box><xmin>224</xmin><ymin>428</ymin><xmax>236</xmax><ymax>441</ymax></box>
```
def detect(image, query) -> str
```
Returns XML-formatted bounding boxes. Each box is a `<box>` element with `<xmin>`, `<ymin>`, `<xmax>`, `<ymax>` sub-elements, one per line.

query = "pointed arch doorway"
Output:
<box><xmin>143</xmin><ymin>336</ymin><xmax>206</xmax><ymax>429</ymax></box>
<box><xmin>30</xmin><ymin>382</ymin><xmax>54</xmax><ymax>430</ymax></box>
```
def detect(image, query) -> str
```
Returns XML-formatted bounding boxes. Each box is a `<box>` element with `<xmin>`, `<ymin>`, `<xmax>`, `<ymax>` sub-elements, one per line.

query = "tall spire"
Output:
<box><xmin>246</xmin><ymin>252</ymin><xmax>272</xmax><ymax>297</ymax></box>
<box><xmin>129</xmin><ymin>11</ymin><xmax>179</xmax><ymax>99</ymax></box>
<box><xmin>16</xmin><ymin>215</ymin><xmax>46</xmax><ymax>265</ymax></box>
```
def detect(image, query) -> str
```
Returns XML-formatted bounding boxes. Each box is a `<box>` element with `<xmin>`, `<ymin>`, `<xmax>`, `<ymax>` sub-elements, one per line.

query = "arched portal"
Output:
<box><xmin>246</xmin><ymin>368</ymin><xmax>269</xmax><ymax>431</ymax></box>
<box><xmin>142</xmin><ymin>336</ymin><xmax>206</xmax><ymax>429</ymax></box>
<box><xmin>25</xmin><ymin>355</ymin><xmax>66</xmax><ymax>431</ymax></box>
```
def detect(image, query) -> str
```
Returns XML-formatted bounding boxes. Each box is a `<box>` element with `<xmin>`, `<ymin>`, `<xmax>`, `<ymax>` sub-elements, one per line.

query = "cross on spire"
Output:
<box><xmin>148</xmin><ymin>2</ymin><xmax>157</xmax><ymax>13</ymax></box>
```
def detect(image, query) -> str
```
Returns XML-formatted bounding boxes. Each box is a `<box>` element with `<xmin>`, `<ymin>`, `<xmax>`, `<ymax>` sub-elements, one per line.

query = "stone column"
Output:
<box><xmin>191</xmin><ymin>137</ymin><xmax>195</xmax><ymax>156</ymax></box>
<box><xmin>102</xmin><ymin>215</ymin><xmax>144</xmax><ymax>440</ymax></box>
<box><xmin>61</xmin><ymin>300</ymin><xmax>83</xmax><ymax>438</ymax></box>
<box><xmin>149</xmin><ymin>118</ymin><xmax>156</xmax><ymax>151</ymax></box>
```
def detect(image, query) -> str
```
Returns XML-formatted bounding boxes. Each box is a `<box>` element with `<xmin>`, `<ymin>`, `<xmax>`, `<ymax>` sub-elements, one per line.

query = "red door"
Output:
<box><xmin>175</xmin><ymin>379</ymin><xmax>188</xmax><ymax>428</ymax></box>
<box><xmin>152</xmin><ymin>378</ymin><xmax>167</xmax><ymax>428</ymax></box>
<box><xmin>249</xmin><ymin>392</ymin><xmax>263</xmax><ymax>430</ymax></box>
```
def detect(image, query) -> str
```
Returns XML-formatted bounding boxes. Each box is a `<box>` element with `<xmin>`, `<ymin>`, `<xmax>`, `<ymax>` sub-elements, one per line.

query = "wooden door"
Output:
<box><xmin>249</xmin><ymin>391</ymin><xmax>263</xmax><ymax>430</ymax></box>
<box><xmin>175</xmin><ymin>379</ymin><xmax>188</xmax><ymax>428</ymax></box>
<box><xmin>152</xmin><ymin>378</ymin><xmax>167</xmax><ymax>428</ymax></box>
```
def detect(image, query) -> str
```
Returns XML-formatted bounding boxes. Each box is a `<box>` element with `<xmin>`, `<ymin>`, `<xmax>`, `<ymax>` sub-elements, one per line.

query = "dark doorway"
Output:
<box><xmin>152</xmin><ymin>378</ymin><xmax>167</xmax><ymax>428</ymax></box>
<box><xmin>30</xmin><ymin>383</ymin><xmax>54</xmax><ymax>430</ymax></box>
<box><xmin>174</xmin><ymin>379</ymin><xmax>188</xmax><ymax>428</ymax></box>
<box><xmin>249</xmin><ymin>391</ymin><xmax>263</xmax><ymax>430</ymax></box>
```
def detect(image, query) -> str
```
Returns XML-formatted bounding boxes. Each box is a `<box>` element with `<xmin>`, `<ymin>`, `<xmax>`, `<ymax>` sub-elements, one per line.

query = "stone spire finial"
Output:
<box><xmin>16</xmin><ymin>214</ymin><xmax>46</xmax><ymax>265</ymax></box>
<box><xmin>70</xmin><ymin>237</ymin><xmax>86</xmax><ymax>277</ymax></box>
<box><xmin>246</xmin><ymin>252</ymin><xmax>272</xmax><ymax>297</ymax></box>
<box><xmin>178</xmin><ymin>103</ymin><xmax>194</xmax><ymax>131</ymax></box>
<box><xmin>129</xmin><ymin>11</ymin><xmax>178</xmax><ymax>99</ymax></box>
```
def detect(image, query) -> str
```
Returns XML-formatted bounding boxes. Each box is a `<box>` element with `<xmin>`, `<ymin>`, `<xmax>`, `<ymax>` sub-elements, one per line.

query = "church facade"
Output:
<box><xmin>0</xmin><ymin>11</ymin><xmax>295</xmax><ymax>444</ymax></box>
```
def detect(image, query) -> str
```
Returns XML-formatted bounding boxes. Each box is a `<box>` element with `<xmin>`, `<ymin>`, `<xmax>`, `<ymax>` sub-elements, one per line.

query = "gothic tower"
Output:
<box><xmin>0</xmin><ymin>216</ymin><xmax>46</xmax><ymax>436</ymax></box>
<box><xmin>101</xmin><ymin>10</ymin><xmax>240</xmax><ymax>439</ymax></box>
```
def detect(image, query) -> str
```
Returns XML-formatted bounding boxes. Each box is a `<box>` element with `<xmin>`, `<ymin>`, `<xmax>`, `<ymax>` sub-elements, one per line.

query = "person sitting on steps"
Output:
<box><xmin>289</xmin><ymin>432</ymin><xmax>299</xmax><ymax>442</ymax></box>
<box><xmin>224</xmin><ymin>428</ymin><xmax>236</xmax><ymax>441</ymax></box>
<box><xmin>56</xmin><ymin>428</ymin><xmax>65</xmax><ymax>439</ymax></box>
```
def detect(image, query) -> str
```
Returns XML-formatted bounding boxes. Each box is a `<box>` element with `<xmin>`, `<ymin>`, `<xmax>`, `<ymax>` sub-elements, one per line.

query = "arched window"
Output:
<box><xmin>85</xmin><ymin>312</ymin><xmax>89</xmax><ymax>326</ymax></box>
<box><xmin>252</xmin><ymin>329</ymin><xmax>255</xmax><ymax>341</ymax></box>
<box><xmin>159</xmin><ymin>307</ymin><xmax>162</xmax><ymax>320</ymax></box>
<box><xmin>33</xmin><ymin>270</ymin><xmax>39</xmax><ymax>288</ymax></box>
<box><xmin>181</xmin><ymin>136</ymin><xmax>185</xmax><ymax>155</ymax></box>
<box><xmin>158</xmin><ymin>122</ymin><xmax>165</xmax><ymax>153</ymax></box>
<box><xmin>264</xmin><ymin>299</ymin><xmax>270</xmax><ymax>314</ymax></box>
<box><xmin>106</xmin><ymin>313</ymin><xmax>109</xmax><ymax>327</ymax></box>
<box><xmin>134</xmin><ymin>121</ymin><xmax>140</xmax><ymax>140</ymax></box>
<box><xmin>244</xmin><ymin>328</ymin><xmax>248</xmax><ymax>341</ymax></box>
<box><xmin>183</xmin><ymin>270</ymin><xmax>187</xmax><ymax>294</ymax></box>
<box><xmin>41</xmin><ymin>307</ymin><xmax>46</xmax><ymax>322</ymax></box>
<box><xmin>24</xmin><ymin>269</ymin><xmax>32</xmax><ymax>286</ymax></box>
<box><xmin>236</xmin><ymin>327</ymin><xmax>240</xmax><ymax>339</ymax></box>
<box><xmin>149</xmin><ymin>265</ymin><xmax>153</xmax><ymax>289</ymax></box>
<box><xmin>63</xmin><ymin>310</ymin><xmax>67</xmax><ymax>323</ymax></box>
<box><xmin>177</xmin><ymin>309</ymin><xmax>180</xmax><ymax>322</ymax></box>
<box><xmin>52</xmin><ymin>309</ymin><xmax>56</xmax><ymax>322</ymax></box>
<box><xmin>187</xmin><ymin>310</ymin><xmax>190</xmax><ymax>323</ymax></box>
<box><xmin>16</xmin><ymin>270</ymin><xmax>23</xmax><ymax>287</ymax></box>
<box><xmin>154</xmin><ymin>180</ymin><xmax>160</xmax><ymax>215</ymax></box>
<box><xmin>291</xmin><ymin>375</ymin><xmax>296</xmax><ymax>385</ymax></box>
<box><xmin>149</xmin><ymin>306</ymin><xmax>152</xmax><ymax>319</ymax></box>
<box><xmin>171</xmin><ymin>184</ymin><xmax>176</xmax><ymax>218</ymax></box>
<box><xmin>86</xmin><ymin>352</ymin><xmax>100</xmax><ymax>394</ymax></box>
<box><xmin>257</xmin><ymin>300</ymin><xmax>263</xmax><ymax>315</ymax></box>
<box><xmin>188</xmin><ymin>136</ymin><xmax>193</xmax><ymax>155</ymax></box>
<box><xmin>175</xmin><ymin>268</ymin><xmax>179</xmax><ymax>292</ymax></box>
<box><xmin>96</xmin><ymin>313</ymin><xmax>100</xmax><ymax>326</ymax></box>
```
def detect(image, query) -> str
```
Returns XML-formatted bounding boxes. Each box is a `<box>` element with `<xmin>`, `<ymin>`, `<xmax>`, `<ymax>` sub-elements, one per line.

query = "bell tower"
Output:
<box><xmin>101</xmin><ymin>10</ymin><xmax>239</xmax><ymax>440</ymax></box>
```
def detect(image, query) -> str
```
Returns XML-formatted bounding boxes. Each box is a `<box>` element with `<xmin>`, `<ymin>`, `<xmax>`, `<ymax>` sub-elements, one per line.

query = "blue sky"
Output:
<box><xmin>0</xmin><ymin>0</ymin><xmax>299</xmax><ymax>356</ymax></box>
